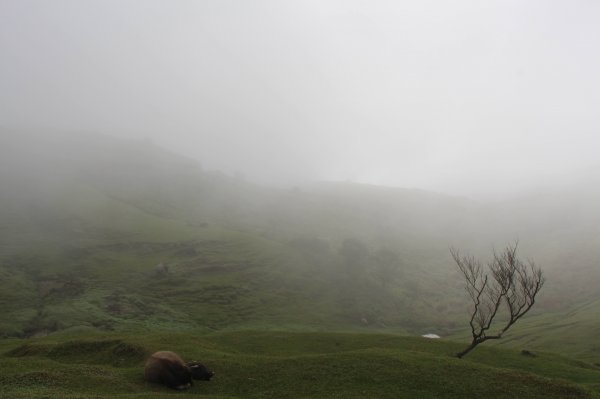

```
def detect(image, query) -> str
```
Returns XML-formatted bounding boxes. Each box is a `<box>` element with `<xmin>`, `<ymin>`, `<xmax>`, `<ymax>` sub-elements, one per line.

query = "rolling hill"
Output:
<box><xmin>1</xmin><ymin>128</ymin><xmax>600</xmax><ymax>366</ymax></box>
<box><xmin>1</xmin><ymin>330</ymin><xmax>599</xmax><ymax>398</ymax></box>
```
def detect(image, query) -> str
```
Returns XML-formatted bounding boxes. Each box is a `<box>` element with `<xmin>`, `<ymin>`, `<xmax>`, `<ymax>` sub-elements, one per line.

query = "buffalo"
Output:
<box><xmin>144</xmin><ymin>351</ymin><xmax>214</xmax><ymax>390</ymax></box>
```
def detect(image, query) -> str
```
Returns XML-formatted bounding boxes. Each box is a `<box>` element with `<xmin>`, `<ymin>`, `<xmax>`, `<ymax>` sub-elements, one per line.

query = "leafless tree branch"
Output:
<box><xmin>451</xmin><ymin>242</ymin><xmax>545</xmax><ymax>358</ymax></box>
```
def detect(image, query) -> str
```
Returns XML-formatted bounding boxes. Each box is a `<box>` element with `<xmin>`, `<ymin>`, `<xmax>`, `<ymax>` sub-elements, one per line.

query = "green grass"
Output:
<box><xmin>0</xmin><ymin>212</ymin><xmax>455</xmax><ymax>338</ymax></box>
<box><xmin>0</xmin><ymin>330</ymin><xmax>598</xmax><ymax>399</ymax></box>
<box><xmin>476</xmin><ymin>297</ymin><xmax>600</xmax><ymax>363</ymax></box>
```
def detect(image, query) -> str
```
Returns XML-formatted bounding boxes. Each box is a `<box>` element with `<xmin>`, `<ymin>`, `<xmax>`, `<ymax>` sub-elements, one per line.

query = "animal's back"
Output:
<box><xmin>148</xmin><ymin>351</ymin><xmax>185</xmax><ymax>364</ymax></box>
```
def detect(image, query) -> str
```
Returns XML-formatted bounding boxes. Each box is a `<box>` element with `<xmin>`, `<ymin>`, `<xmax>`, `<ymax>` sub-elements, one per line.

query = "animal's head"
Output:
<box><xmin>187</xmin><ymin>361</ymin><xmax>214</xmax><ymax>381</ymax></box>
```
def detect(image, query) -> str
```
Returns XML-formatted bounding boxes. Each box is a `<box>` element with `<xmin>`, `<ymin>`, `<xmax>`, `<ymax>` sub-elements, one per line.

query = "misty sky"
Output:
<box><xmin>1</xmin><ymin>1</ymin><xmax>599</xmax><ymax>198</ymax></box>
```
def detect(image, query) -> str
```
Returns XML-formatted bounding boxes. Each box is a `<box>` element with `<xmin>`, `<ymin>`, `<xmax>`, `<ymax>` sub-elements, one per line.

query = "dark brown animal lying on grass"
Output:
<box><xmin>144</xmin><ymin>351</ymin><xmax>214</xmax><ymax>390</ymax></box>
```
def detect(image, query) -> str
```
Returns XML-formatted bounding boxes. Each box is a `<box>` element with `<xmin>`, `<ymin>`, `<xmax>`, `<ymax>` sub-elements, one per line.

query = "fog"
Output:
<box><xmin>2</xmin><ymin>0</ymin><xmax>600</xmax><ymax>198</ymax></box>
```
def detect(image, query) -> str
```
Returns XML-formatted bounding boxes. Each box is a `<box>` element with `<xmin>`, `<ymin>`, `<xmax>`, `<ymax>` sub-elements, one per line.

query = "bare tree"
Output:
<box><xmin>451</xmin><ymin>242</ymin><xmax>545</xmax><ymax>358</ymax></box>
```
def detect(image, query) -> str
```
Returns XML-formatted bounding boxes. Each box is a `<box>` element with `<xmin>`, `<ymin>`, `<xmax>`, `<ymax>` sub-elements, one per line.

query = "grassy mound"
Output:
<box><xmin>0</xmin><ymin>331</ymin><xmax>598</xmax><ymax>398</ymax></box>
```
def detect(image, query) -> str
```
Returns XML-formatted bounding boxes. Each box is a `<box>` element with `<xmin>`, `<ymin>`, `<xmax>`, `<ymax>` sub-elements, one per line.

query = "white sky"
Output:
<box><xmin>1</xmin><ymin>0</ymin><xmax>600</xmax><ymax>198</ymax></box>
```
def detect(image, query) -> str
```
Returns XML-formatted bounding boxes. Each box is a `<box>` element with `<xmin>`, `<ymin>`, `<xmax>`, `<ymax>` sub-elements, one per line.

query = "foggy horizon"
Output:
<box><xmin>2</xmin><ymin>1</ymin><xmax>600</xmax><ymax>199</ymax></box>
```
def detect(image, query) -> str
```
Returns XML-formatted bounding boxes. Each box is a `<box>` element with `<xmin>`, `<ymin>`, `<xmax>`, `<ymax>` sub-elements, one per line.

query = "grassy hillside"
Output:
<box><xmin>0</xmin><ymin>130</ymin><xmax>472</xmax><ymax>338</ymax></box>
<box><xmin>0</xmin><ymin>217</ymin><xmax>461</xmax><ymax>337</ymax></box>
<box><xmin>1</xmin><ymin>129</ymin><xmax>600</xmax><ymax>365</ymax></box>
<box><xmin>1</xmin><ymin>331</ymin><xmax>599</xmax><ymax>399</ymax></box>
<box><xmin>482</xmin><ymin>296</ymin><xmax>600</xmax><ymax>363</ymax></box>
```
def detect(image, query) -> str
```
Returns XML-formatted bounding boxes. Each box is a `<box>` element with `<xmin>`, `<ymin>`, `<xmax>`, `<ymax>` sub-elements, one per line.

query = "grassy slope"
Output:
<box><xmin>487</xmin><ymin>296</ymin><xmax>600</xmax><ymax>362</ymax></box>
<box><xmin>0</xmin><ymin>168</ymin><xmax>466</xmax><ymax>336</ymax></box>
<box><xmin>0</xmin><ymin>331</ymin><xmax>599</xmax><ymax>399</ymax></box>
<box><xmin>0</xmin><ymin>202</ymin><xmax>406</xmax><ymax>337</ymax></box>
<box><xmin>2</xmin><ymin>130</ymin><xmax>600</xmax><ymax>367</ymax></box>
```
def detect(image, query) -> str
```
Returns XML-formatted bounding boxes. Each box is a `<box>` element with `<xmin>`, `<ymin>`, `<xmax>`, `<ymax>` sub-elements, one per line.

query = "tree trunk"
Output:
<box><xmin>456</xmin><ymin>340</ymin><xmax>480</xmax><ymax>359</ymax></box>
